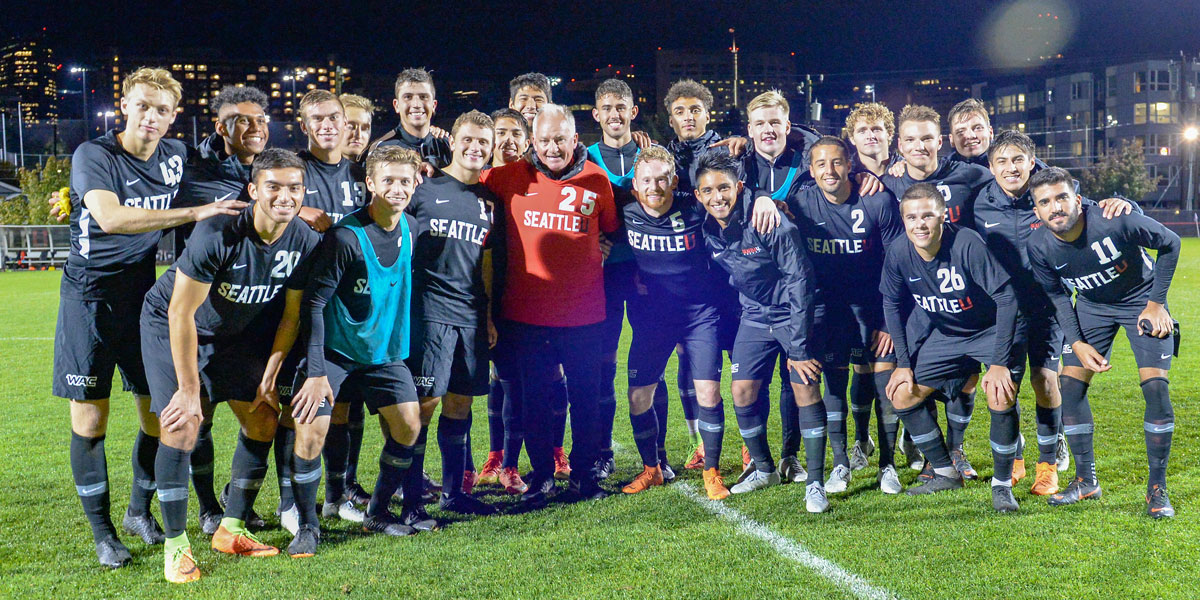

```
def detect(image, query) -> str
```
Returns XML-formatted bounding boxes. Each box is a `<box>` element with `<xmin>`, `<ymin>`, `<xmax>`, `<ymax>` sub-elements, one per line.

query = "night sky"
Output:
<box><xmin>4</xmin><ymin>1</ymin><xmax>1199</xmax><ymax>80</ymax></box>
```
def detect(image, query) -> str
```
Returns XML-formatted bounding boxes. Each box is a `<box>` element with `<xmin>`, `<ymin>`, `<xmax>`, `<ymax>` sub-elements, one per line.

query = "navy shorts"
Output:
<box><xmin>142</xmin><ymin>326</ymin><xmax>269</xmax><ymax>414</ymax></box>
<box><xmin>289</xmin><ymin>352</ymin><xmax>418</xmax><ymax>418</ymax></box>
<box><xmin>53</xmin><ymin>295</ymin><xmax>150</xmax><ymax>400</ymax></box>
<box><xmin>600</xmin><ymin>260</ymin><xmax>637</xmax><ymax>356</ymax></box>
<box><xmin>911</xmin><ymin>328</ymin><xmax>1002</xmax><ymax>386</ymax></box>
<box><xmin>407</xmin><ymin>321</ymin><xmax>490</xmax><ymax>398</ymax></box>
<box><xmin>1010</xmin><ymin>310</ymin><xmax>1063</xmax><ymax>380</ymax></box>
<box><xmin>1062</xmin><ymin>299</ymin><xmax>1174</xmax><ymax>370</ymax></box>
<box><xmin>730</xmin><ymin>319</ymin><xmax>814</xmax><ymax>384</ymax></box>
<box><xmin>812</xmin><ymin>303</ymin><xmax>859</xmax><ymax>367</ymax></box>
<box><xmin>626</xmin><ymin>299</ymin><xmax>723</xmax><ymax>387</ymax></box>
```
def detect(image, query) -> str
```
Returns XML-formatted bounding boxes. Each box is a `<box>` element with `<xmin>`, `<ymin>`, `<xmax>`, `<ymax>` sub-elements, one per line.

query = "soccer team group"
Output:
<box><xmin>52</xmin><ymin>64</ymin><xmax>1182</xmax><ymax>583</ymax></box>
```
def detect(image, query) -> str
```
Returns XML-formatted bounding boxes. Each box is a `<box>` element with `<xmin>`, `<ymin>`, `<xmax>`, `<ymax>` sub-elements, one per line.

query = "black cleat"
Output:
<box><xmin>122</xmin><ymin>508</ymin><xmax>165</xmax><ymax>545</ymax></box>
<box><xmin>94</xmin><ymin>534</ymin><xmax>132</xmax><ymax>569</ymax></box>
<box><xmin>917</xmin><ymin>460</ymin><xmax>934</xmax><ymax>482</ymax></box>
<box><xmin>345</xmin><ymin>482</ymin><xmax>371</xmax><ymax>507</ymax></box>
<box><xmin>992</xmin><ymin>485</ymin><xmax>1019</xmax><ymax>513</ymax></box>
<box><xmin>565</xmin><ymin>479</ymin><xmax>610</xmax><ymax>502</ymax></box>
<box><xmin>1047</xmin><ymin>477</ymin><xmax>1102</xmax><ymax>507</ymax></box>
<box><xmin>439</xmin><ymin>493</ymin><xmax>499</xmax><ymax>516</ymax></box>
<box><xmin>950</xmin><ymin>448</ymin><xmax>978</xmax><ymax>480</ymax></box>
<box><xmin>659</xmin><ymin>461</ymin><xmax>677</xmax><ymax>483</ymax></box>
<box><xmin>520</xmin><ymin>473</ymin><xmax>556</xmax><ymax>508</ymax></box>
<box><xmin>400</xmin><ymin>505</ymin><xmax>438</xmax><ymax>531</ymax></box>
<box><xmin>1147</xmin><ymin>485</ymin><xmax>1175</xmax><ymax>519</ymax></box>
<box><xmin>905</xmin><ymin>472</ymin><xmax>963</xmax><ymax>496</ymax></box>
<box><xmin>422</xmin><ymin>471</ymin><xmax>443</xmax><ymax>494</ymax></box>
<box><xmin>198</xmin><ymin>509</ymin><xmax>223</xmax><ymax>536</ymax></box>
<box><xmin>287</xmin><ymin>525</ymin><xmax>320</xmax><ymax>558</ymax></box>
<box><xmin>362</xmin><ymin>512</ymin><xmax>416</xmax><ymax>537</ymax></box>
<box><xmin>594</xmin><ymin>456</ymin><xmax>616</xmax><ymax>480</ymax></box>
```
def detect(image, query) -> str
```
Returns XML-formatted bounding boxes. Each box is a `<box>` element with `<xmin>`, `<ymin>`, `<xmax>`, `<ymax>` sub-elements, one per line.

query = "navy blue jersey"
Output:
<box><xmin>177</xmin><ymin>133</ymin><xmax>251</xmax><ymax>209</ymax></box>
<box><xmin>667</xmin><ymin>130</ymin><xmax>735</xmax><ymax>197</ymax></box>
<box><xmin>299</xmin><ymin>151</ymin><xmax>366</xmax><ymax>223</ymax></box>
<box><xmin>62</xmin><ymin>131</ymin><xmax>187</xmax><ymax>300</ymax></box>
<box><xmin>375</xmin><ymin>126</ymin><xmax>453</xmax><ymax>169</ymax></box>
<box><xmin>1028</xmin><ymin>207</ymin><xmax>1180</xmax><ymax>344</ymax></box>
<box><xmin>141</xmin><ymin>207</ymin><xmax>320</xmax><ymax>338</ymax></box>
<box><xmin>881</xmin><ymin>158</ymin><xmax>991</xmax><ymax>226</ymax></box>
<box><xmin>880</xmin><ymin>224</ymin><xmax>1016</xmax><ymax>367</ymax></box>
<box><xmin>703</xmin><ymin>193</ymin><xmax>816</xmax><ymax>360</ymax></box>
<box><xmin>303</xmin><ymin>207</ymin><xmax>418</xmax><ymax>375</ymax></box>
<box><xmin>407</xmin><ymin>173</ymin><xmax>496</xmax><ymax>327</ymax></box>
<box><xmin>586</xmin><ymin>140</ymin><xmax>640</xmax><ymax>265</ymax></box>
<box><xmin>784</xmin><ymin>184</ymin><xmax>903</xmax><ymax>306</ymax></box>
<box><xmin>623</xmin><ymin>193</ymin><xmax>724</xmax><ymax>300</ymax></box>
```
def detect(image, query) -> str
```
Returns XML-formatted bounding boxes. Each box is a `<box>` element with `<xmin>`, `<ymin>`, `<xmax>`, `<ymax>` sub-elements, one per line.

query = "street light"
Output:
<box><xmin>70</xmin><ymin>66</ymin><xmax>92</xmax><ymax>130</ymax></box>
<box><xmin>1184</xmin><ymin>125</ymin><xmax>1198</xmax><ymax>210</ymax></box>
<box><xmin>97</xmin><ymin>110</ymin><xmax>115</xmax><ymax>132</ymax></box>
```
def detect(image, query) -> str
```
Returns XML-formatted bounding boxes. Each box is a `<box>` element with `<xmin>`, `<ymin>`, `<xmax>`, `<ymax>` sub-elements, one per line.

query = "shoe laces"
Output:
<box><xmin>169</xmin><ymin>545</ymin><xmax>195</xmax><ymax>569</ymax></box>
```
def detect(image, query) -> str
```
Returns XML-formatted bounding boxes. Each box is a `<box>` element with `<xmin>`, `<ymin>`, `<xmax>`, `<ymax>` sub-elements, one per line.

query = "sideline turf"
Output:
<box><xmin>1</xmin><ymin>241</ymin><xmax>1198</xmax><ymax>599</ymax></box>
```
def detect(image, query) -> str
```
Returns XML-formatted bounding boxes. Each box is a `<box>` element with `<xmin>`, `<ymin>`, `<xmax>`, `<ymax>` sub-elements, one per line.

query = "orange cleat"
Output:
<box><xmin>462</xmin><ymin>470</ymin><xmax>478</xmax><ymax>495</ymax></box>
<box><xmin>685</xmin><ymin>442</ymin><xmax>706</xmax><ymax>470</ymax></box>
<box><xmin>211</xmin><ymin>525</ymin><xmax>279</xmax><ymax>557</ymax></box>
<box><xmin>704</xmin><ymin>468</ymin><xmax>731</xmax><ymax>500</ymax></box>
<box><xmin>622</xmin><ymin>465</ymin><xmax>665</xmax><ymax>494</ymax></box>
<box><xmin>553</xmin><ymin>447</ymin><xmax>572</xmax><ymax>480</ymax></box>
<box><xmin>477</xmin><ymin>451</ymin><xmax>503</xmax><ymax>485</ymax></box>
<box><xmin>499</xmin><ymin>467</ymin><xmax>528</xmax><ymax>494</ymax></box>
<box><xmin>164</xmin><ymin>546</ymin><xmax>201</xmax><ymax>584</ymax></box>
<box><xmin>742</xmin><ymin>445</ymin><xmax>752</xmax><ymax>469</ymax></box>
<box><xmin>1012</xmin><ymin>458</ymin><xmax>1027</xmax><ymax>483</ymax></box>
<box><xmin>1030</xmin><ymin>462</ymin><xmax>1058</xmax><ymax>496</ymax></box>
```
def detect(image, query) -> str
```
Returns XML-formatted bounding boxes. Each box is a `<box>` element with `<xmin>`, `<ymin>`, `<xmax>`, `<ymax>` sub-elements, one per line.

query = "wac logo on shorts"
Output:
<box><xmin>414</xmin><ymin>376</ymin><xmax>436</xmax><ymax>388</ymax></box>
<box><xmin>730</xmin><ymin>363</ymin><xmax>739</xmax><ymax>374</ymax></box>
<box><xmin>64</xmin><ymin>374</ymin><xmax>98</xmax><ymax>388</ymax></box>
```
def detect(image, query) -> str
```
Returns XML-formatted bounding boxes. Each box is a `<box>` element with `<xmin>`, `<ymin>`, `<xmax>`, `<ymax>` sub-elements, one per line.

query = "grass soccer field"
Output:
<box><xmin>2</xmin><ymin>241</ymin><xmax>1199</xmax><ymax>600</ymax></box>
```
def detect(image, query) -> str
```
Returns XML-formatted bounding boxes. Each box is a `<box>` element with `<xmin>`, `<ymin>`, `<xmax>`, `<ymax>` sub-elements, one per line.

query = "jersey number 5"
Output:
<box><xmin>559</xmin><ymin>187</ymin><xmax>596</xmax><ymax>216</ymax></box>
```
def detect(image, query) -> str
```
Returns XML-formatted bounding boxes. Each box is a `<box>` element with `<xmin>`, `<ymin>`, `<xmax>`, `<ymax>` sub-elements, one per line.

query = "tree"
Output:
<box><xmin>0</xmin><ymin>156</ymin><xmax>71</xmax><ymax>225</ymax></box>
<box><xmin>1080</xmin><ymin>140</ymin><xmax>1161</xmax><ymax>202</ymax></box>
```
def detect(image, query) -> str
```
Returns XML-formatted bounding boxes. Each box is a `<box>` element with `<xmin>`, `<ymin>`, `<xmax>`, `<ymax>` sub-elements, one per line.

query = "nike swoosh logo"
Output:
<box><xmin>390</xmin><ymin>281</ymin><xmax>398</xmax><ymax>286</ymax></box>
<box><xmin>908</xmin><ymin>277</ymin><xmax>922</xmax><ymax>282</ymax></box>
<box><xmin>307</xmin><ymin>189</ymin><xmax>318</xmax><ymax>194</ymax></box>
<box><xmin>436</xmin><ymin>198</ymin><xmax>450</xmax><ymax>204</ymax></box>
<box><xmin>525</xmin><ymin>192</ymin><xmax>539</xmax><ymax>197</ymax></box>
<box><xmin>984</xmin><ymin>222</ymin><xmax>1000</xmax><ymax>228</ymax></box>
<box><xmin>1056</xmin><ymin>263</ymin><xmax>1069</xmax><ymax>270</ymax></box>
<box><xmin>816</xmin><ymin>222</ymin><xmax>826</xmax><ymax>226</ymax></box>
<box><xmin>1161</xmin><ymin>354</ymin><xmax>1172</xmax><ymax>360</ymax></box>
<box><xmin>216</xmin><ymin>192</ymin><xmax>234</xmax><ymax>202</ymax></box>
<box><xmin>232</xmin><ymin>263</ymin><xmax>247</xmax><ymax>270</ymax></box>
<box><xmin>125</xmin><ymin>178</ymin><xmax>140</xmax><ymax>186</ymax></box>
<box><xmin>631</xmin><ymin>218</ymin><xmax>645</xmax><ymax>225</ymax></box>
<box><xmin>712</xmin><ymin>252</ymin><xmax>722</xmax><ymax>259</ymax></box>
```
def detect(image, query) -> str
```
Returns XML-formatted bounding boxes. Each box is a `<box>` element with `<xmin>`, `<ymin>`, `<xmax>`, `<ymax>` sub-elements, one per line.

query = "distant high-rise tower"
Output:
<box><xmin>0</xmin><ymin>33</ymin><xmax>58</xmax><ymax>122</ymax></box>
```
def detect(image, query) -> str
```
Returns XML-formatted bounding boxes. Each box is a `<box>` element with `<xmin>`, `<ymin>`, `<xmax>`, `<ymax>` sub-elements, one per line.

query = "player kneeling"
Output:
<box><xmin>880</xmin><ymin>183</ymin><xmax>1022</xmax><ymax>512</ymax></box>
<box><xmin>265</xmin><ymin>147</ymin><xmax>429</xmax><ymax>555</ymax></box>
<box><xmin>142</xmin><ymin>149</ymin><xmax>320</xmax><ymax>581</ymax></box>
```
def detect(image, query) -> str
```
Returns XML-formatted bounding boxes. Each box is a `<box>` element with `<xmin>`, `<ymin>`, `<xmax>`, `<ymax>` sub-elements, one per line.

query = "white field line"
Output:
<box><xmin>675</xmin><ymin>483</ymin><xmax>899</xmax><ymax>600</ymax></box>
<box><xmin>610</xmin><ymin>438</ymin><xmax>896</xmax><ymax>600</ymax></box>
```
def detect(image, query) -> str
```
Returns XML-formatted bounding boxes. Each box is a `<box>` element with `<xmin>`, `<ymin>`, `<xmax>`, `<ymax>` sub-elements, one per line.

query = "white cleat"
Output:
<box><xmin>279</xmin><ymin>505</ymin><xmax>300</xmax><ymax>535</ymax></box>
<box><xmin>825</xmin><ymin>464</ymin><xmax>852</xmax><ymax>494</ymax></box>
<box><xmin>878</xmin><ymin>465</ymin><xmax>902</xmax><ymax>495</ymax></box>
<box><xmin>730</xmin><ymin>469</ymin><xmax>780</xmax><ymax>494</ymax></box>
<box><xmin>776</xmin><ymin>456</ymin><xmax>807</xmax><ymax>483</ymax></box>
<box><xmin>1055</xmin><ymin>433</ymin><xmax>1070</xmax><ymax>472</ymax></box>
<box><xmin>322</xmin><ymin>500</ymin><xmax>365</xmax><ymax>523</ymax></box>
<box><xmin>849</xmin><ymin>436</ymin><xmax>875</xmax><ymax>471</ymax></box>
<box><xmin>805</xmin><ymin>481</ymin><xmax>830</xmax><ymax>513</ymax></box>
